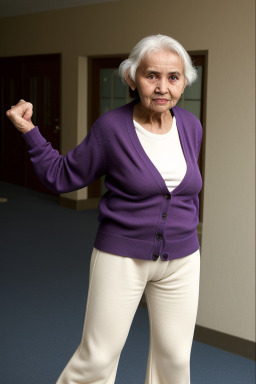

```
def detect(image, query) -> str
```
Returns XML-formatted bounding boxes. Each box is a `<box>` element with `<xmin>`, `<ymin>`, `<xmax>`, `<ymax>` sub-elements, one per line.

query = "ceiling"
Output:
<box><xmin>0</xmin><ymin>0</ymin><xmax>119</xmax><ymax>19</ymax></box>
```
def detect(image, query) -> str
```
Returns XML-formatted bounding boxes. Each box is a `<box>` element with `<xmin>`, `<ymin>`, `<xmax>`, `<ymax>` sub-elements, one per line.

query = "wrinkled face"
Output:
<box><xmin>127</xmin><ymin>49</ymin><xmax>187</xmax><ymax>114</ymax></box>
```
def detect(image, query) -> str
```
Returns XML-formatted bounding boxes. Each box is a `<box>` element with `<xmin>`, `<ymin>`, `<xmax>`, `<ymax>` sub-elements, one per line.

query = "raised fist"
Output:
<box><xmin>6</xmin><ymin>99</ymin><xmax>35</xmax><ymax>133</ymax></box>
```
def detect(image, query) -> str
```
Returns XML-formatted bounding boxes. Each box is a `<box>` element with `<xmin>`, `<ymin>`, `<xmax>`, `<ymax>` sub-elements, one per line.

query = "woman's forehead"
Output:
<box><xmin>139</xmin><ymin>50</ymin><xmax>184</xmax><ymax>72</ymax></box>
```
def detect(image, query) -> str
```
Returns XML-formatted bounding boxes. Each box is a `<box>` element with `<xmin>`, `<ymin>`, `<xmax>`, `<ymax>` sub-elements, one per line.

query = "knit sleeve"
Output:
<box><xmin>22</xmin><ymin>126</ymin><xmax>106</xmax><ymax>194</ymax></box>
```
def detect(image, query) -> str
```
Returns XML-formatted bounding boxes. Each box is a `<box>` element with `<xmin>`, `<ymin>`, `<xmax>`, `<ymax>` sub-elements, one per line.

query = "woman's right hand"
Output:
<box><xmin>6</xmin><ymin>99</ymin><xmax>35</xmax><ymax>134</ymax></box>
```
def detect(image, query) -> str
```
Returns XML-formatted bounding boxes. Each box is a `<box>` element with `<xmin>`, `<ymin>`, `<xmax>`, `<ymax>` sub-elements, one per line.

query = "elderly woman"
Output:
<box><xmin>7</xmin><ymin>34</ymin><xmax>202</xmax><ymax>384</ymax></box>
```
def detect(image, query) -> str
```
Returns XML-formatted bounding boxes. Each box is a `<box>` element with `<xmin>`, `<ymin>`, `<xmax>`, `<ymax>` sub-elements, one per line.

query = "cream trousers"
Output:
<box><xmin>56</xmin><ymin>247</ymin><xmax>200</xmax><ymax>384</ymax></box>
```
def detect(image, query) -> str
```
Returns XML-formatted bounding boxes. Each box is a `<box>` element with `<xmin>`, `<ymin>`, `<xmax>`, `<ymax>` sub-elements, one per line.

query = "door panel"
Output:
<box><xmin>0</xmin><ymin>54</ymin><xmax>60</xmax><ymax>194</ymax></box>
<box><xmin>0</xmin><ymin>58</ymin><xmax>26</xmax><ymax>186</ymax></box>
<box><xmin>23</xmin><ymin>55</ymin><xmax>61</xmax><ymax>192</ymax></box>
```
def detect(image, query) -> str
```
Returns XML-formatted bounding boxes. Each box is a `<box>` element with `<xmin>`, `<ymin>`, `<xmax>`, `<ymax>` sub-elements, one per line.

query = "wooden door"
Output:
<box><xmin>0</xmin><ymin>54</ymin><xmax>61</xmax><ymax>194</ymax></box>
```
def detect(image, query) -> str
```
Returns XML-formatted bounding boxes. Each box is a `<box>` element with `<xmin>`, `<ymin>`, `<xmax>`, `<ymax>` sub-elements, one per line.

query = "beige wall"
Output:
<box><xmin>1</xmin><ymin>0</ymin><xmax>255</xmax><ymax>342</ymax></box>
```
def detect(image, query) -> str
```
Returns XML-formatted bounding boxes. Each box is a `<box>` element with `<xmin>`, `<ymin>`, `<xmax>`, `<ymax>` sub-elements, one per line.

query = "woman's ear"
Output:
<box><xmin>124</xmin><ymin>72</ymin><xmax>136</xmax><ymax>91</ymax></box>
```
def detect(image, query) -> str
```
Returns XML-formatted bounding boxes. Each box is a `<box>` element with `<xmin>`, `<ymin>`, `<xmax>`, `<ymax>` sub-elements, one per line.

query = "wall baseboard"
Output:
<box><xmin>139</xmin><ymin>298</ymin><xmax>255</xmax><ymax>360</ymax></box>
<box><xmin>193</xmin><ymin>325</ymin><xmax>256</xmax><ymax>361</ymax></box>
<box><xmin>60</xmin><ymin>196</ymin><xmax>100</xmax><ymax>210</ymax></box>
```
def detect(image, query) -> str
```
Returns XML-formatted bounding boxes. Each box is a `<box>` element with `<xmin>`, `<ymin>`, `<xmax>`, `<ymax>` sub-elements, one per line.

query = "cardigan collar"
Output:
<box><xmin>124</xmin><ymin>98</ymin><xmax>193</xmax><ymax>196</ymax></box>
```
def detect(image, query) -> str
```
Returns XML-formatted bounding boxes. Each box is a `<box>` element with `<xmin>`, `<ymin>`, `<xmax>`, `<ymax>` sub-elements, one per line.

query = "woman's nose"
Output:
<box><xmin>156</xmin><ymin>78</ymin><xmax>168</xmax><ymax>94</ymax></box>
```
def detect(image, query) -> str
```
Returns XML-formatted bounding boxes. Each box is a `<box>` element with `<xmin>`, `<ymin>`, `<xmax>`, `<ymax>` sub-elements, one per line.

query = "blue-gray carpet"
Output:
<box><xmin>0</xmin><ymin>181</ymin><xmax>255</xmax><ymax>384</ymax></box>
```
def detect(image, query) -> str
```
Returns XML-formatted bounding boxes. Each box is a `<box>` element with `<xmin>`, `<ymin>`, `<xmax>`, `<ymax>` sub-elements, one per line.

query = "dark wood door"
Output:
<box><xmin>0</xmin><ymin>54</ymin><xmax>60</xmax><ymax>194</ymax></box>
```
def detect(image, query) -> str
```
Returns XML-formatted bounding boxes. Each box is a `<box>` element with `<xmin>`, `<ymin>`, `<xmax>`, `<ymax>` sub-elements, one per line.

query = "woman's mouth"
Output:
<box><xmin>153</xmin><ymin>98</ymin><xmax>169</xmax><ymax>104</ymax></box>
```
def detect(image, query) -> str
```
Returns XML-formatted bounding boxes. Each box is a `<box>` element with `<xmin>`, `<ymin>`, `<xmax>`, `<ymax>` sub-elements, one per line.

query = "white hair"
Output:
<box><xmin>119</xmin><ymin>34</ymin><xmax>197</xmax><ymax>86</ymax></box>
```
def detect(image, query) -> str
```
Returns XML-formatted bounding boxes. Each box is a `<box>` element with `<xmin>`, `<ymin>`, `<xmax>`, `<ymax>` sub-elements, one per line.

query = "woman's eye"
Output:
<box><xmin>169</xmin><ymin>75</ymin><xmax>178</xmax><ymax>81</ymax></box>
<box><xmin>148</xmin><ymin>74</ymin><xmax>156</xmax><ymax>80</ymax></box>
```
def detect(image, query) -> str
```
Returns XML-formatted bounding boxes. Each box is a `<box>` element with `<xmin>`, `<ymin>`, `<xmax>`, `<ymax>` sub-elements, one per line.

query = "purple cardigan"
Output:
<box><xmin>23</xmin><ymin>99</ymin><xmax>203</xmax><ymax>261</ymax></box>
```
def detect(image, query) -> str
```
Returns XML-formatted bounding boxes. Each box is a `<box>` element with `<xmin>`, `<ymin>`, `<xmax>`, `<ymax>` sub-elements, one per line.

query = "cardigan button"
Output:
<box><xmin>156</xmin><ymin>234</ymin><xmax>163</xmax><ymax>240</ymax></box>
<box><xmin>163</xmin><ymin>254</ymin><xmax>168</xmax><ymax>260</ymax></box>
<box><xmin>162</xmin><ymin>213</ymin><xmax>167</xmax><ymax>220</ymax></box>
<box><xmin>164</xmin><ymin>194</ymin><xmax>171</xmax><ymax>200</ymax></box>
<box><xmin>152</xmin><ymin>254</ymin><xmax>159</xmax><ymax>261</ymax></box>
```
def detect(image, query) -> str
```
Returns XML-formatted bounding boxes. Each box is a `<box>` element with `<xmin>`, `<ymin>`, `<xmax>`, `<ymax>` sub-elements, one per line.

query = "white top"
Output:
<box><xmin>133</xmin><ymin>117</ymin><xmax>187</xmax><ymax>192</ymax></box>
